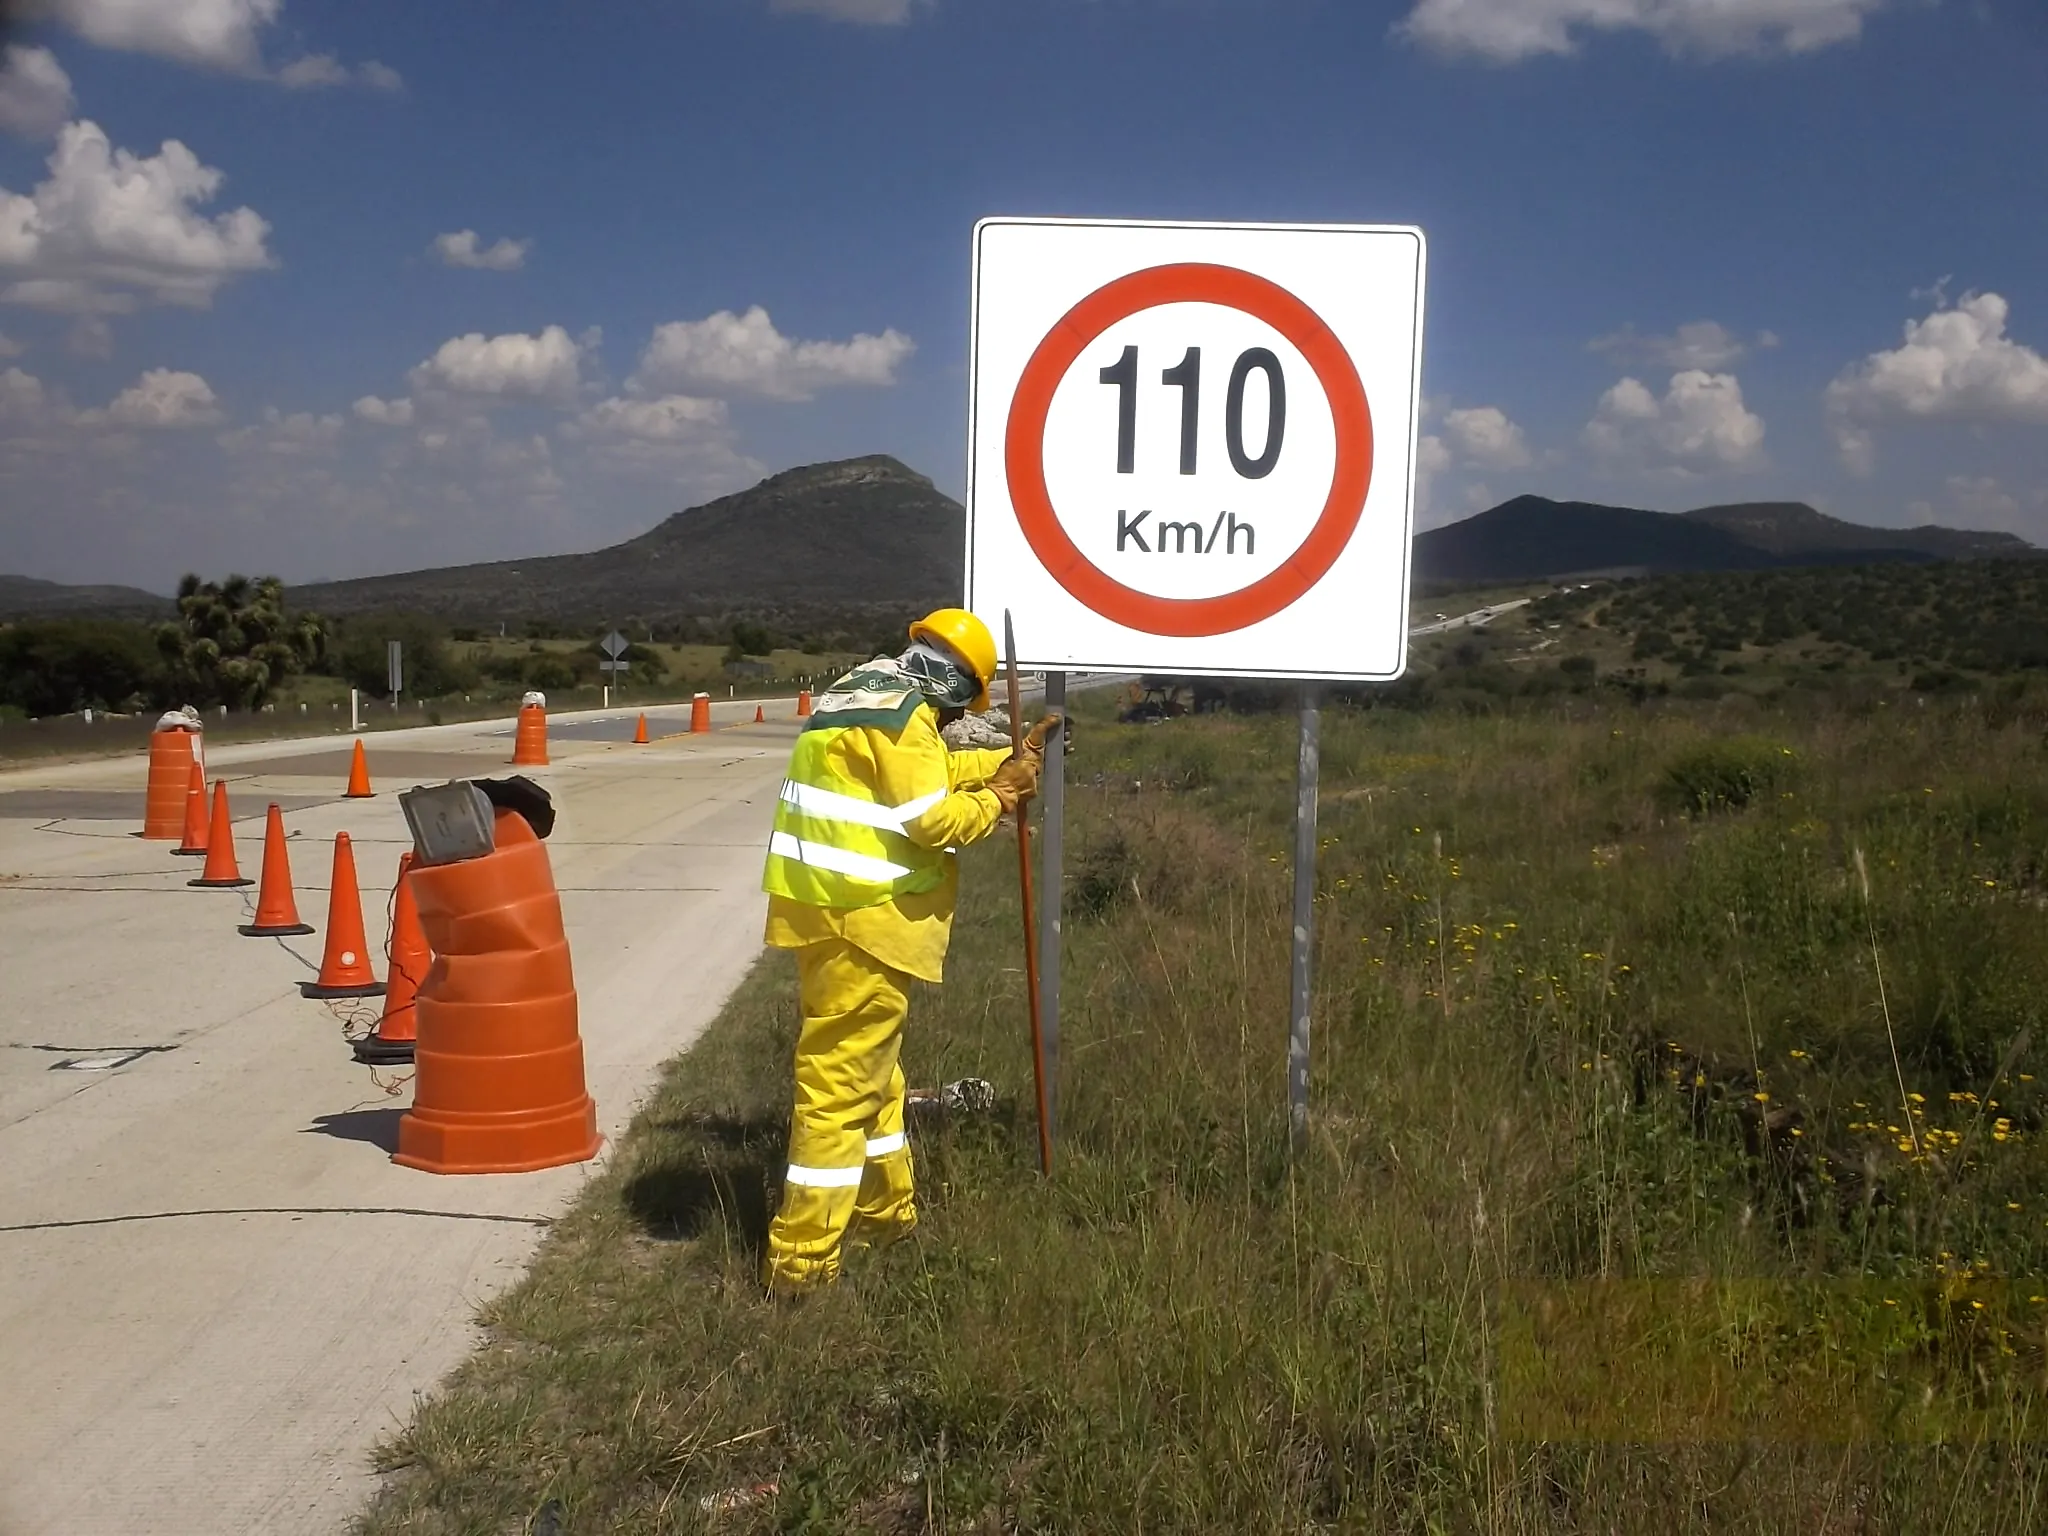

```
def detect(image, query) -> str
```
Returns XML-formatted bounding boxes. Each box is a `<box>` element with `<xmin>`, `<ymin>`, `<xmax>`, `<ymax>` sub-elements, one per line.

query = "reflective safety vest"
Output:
<box><xmin>763</xmin><ymin>726</ymin><xmax>950</xmax><ymax>910</ymax></box>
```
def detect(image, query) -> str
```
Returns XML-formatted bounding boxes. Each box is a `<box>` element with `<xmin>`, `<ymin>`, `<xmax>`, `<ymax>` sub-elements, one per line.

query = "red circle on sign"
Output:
<box><xmin>1004</xmin><ymin>262</ymin><xmax>1373</xmax><ymax>638</ymax></box>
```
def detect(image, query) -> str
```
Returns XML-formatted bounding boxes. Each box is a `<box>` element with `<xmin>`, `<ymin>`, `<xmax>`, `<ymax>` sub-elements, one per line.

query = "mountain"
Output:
<box><xmin>1682</xmin><ymin>502</ymin><xmax>2031</xmax><ymax>561</ymax></box>
<box><xmin>287</xmin><ymin>455</ymin><xmax>963</xmax><ymax>624</ymax></box>
<box><xmin>0</xmin><ymin>574</ymin><xmax>171</xmax><ymax>621</ymax></box>
<box><xmin>1415</xmin><ymin>496</ymin><xmax>2034</xmax><ymax>584</ymax></box>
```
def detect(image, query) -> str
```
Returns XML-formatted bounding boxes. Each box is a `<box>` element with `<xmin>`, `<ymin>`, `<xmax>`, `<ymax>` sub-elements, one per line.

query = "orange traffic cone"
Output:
<box><xmin>240</xmin><ymin>804</ymin><xmax>313</xmax><ymax>936</ymax></box>
<box><xmin>754</xmin><ymin>704</ymin><xmax>765</xmax><ymax>723</ymax></box>
<box><xmin>633</xmin><ymin>713</ymin><xmax>649</xmax><ymax>745</ymax></box>
<box><xmin>173</xmin><ymin>758</ymin><xmax>210</xmax><ymax>856</ymax></box>
<box><xmin>395</xmin><ymin>810</ymin><xmax>602</xmax><ymax>1174</ymax></box>
<box><xmin>143</xmin><ymin>723</ymin><xmax>203</xmax><ymax>839</ymax></box>
<box><xmin>344</xmin><ymin>739</ymin><xmax>374</xmax><ymax>798</ymax></box>
<box><xmin>511</xmin><ymin>704</ymin><xmax>549</xmax><ymax>766</ymax></box>
<box><xmin>188</xmin><ymin>781</ymin><xmax>253</xmax><ymax>888</ymax></box>
<box><xmin>301</xmin><ymin>832</ymin><xmax>386</xmax><ymax>999</ymax></box>
<box><xmin>689</xmin><ymin>693</ymin><xmax>710</xmax><ymax>733</ymax></box>
<box><xmin>355</xmin><ymin>853</ymin><xmax>426</xmax><ymax>1063</ymax></box>
<box><xmin>796</xmin><ymin>688</ymin><xmax>812</xmax><ymax>718</ymax></box>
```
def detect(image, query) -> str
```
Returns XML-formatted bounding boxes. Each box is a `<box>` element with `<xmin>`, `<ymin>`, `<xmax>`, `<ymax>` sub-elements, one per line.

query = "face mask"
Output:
<box><xmin>899</xmin><ymin>640</ymin><xmax>980</xmax><ymax>708</ymax></box>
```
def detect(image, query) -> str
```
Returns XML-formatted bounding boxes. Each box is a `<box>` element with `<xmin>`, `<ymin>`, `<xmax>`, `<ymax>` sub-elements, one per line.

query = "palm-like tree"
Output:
<box><xmin>157</xmin><ymin>574</ymin><xmax>326</xmax><ymax>710</ymax></box>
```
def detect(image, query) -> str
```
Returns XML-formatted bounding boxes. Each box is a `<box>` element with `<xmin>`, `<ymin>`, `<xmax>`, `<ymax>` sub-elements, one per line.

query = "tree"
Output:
<box><xmin>156</xmin><ymin>574</ymin><xmax>324</xmax><ymax>709</ymax></box>
<box><xmin>0</xmin><ymin>619</ymin><xmax>165</xmax><ymax>715</ymax></box>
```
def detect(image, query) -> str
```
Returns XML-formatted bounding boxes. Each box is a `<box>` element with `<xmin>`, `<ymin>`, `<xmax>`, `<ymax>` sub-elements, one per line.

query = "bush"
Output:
<box><xmin>0</xmin><ymin>619</ymin><xmax>166</xmax><ymax>714</ymax></box>
<box><xmin>327</xmin><ymin>614</ymin><xmax>477</xmax><ymax>698</ymax></box>
<box><xmin>524</xmin><ymin>655</ymin><xmax>578</xmax><ymax>691</ymax></box>
<box><xmin>1660</xmin><ymin>736</ymin><xmax>1796</xmax><ymax>815</ymax></box>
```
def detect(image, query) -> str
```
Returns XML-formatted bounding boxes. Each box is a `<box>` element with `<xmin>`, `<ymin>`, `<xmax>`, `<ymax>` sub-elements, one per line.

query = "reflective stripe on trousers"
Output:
<box><xmin>765</xmin><ymin>938</ymin><xmax>916</xmax><ymax>1290</ymax></box>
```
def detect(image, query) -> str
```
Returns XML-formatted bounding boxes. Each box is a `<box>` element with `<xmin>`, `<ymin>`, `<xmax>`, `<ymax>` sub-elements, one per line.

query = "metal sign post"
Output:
<box><xmin>599</xmin><ymin>629</ymin><xmax>631</xmax><ymax>703</ymax></box>
<box><xmin>1288</xmin><ymin>686</ymin><xmax>1320</xmax><ymax>1151</ymax></box>
<box><xmin>387</xmin><ymin>640</ymin><xmax>403</xmax><ymax>706</ymax></box>
<box><xmin>1037</xmin><ymin>670</ymin><xmax>1066</xmax><ymax>1144</ymax></box>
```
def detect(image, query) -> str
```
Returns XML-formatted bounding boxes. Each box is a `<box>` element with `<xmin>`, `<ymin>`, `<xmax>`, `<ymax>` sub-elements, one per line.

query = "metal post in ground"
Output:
<box><xmin>1038</xmin><ymin>670</ymin><xmax>1066</xmax><ymax>1144</ymax></box>
<box><xmin>1289</xmin><ymin>684</ymin><xmax>1321</xmax><ymax>1153</ymax></box>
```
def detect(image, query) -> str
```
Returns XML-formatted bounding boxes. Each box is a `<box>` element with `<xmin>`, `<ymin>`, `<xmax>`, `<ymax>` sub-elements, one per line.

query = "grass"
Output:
<box><xmin>357</xmin><ymin>686</ymin><xmax>2048</xmax><ymax>1534</ymax></box>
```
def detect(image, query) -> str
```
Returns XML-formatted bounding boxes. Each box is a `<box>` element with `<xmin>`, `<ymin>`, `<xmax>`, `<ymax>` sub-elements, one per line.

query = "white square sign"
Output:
<box><xmin>966</xmin><ymin>217</ymin><xmax>1426</xmax><ymax>681</ymax></box>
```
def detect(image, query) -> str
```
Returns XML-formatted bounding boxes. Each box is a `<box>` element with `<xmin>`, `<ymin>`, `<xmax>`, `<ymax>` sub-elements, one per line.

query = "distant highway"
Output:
<box><xmin>1409</xmin><ymin>598</ymin><xmax>1533</xmax><ymax>637</ymax></box>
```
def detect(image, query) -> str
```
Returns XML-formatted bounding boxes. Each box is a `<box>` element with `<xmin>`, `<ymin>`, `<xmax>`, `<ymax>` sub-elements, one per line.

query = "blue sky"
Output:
<box><xmin>0</xmin><ymin>0</ymin><xmax>2044</xmax><ymax>589</ymax></box>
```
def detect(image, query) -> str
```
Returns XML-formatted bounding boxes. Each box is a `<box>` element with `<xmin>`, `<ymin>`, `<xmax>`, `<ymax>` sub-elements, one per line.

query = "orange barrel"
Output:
<box><xmin>511</xmin><ymin>704</ymin><xmax>549</xmax><ymax>766</ymax></box>
<box><xmin>689</xmin><ymin>692</ymin><xmax>710</xmax><ymax>733</ymax></box>
<box><xmin>143</xmin><ymin>726</ymin><xmax>204</xmax><ymax>840</ymax></box>
<box><xmin>395</xmin><ymin>810</ymin><xmax>600</xmax><ymax>1175</ymax></box>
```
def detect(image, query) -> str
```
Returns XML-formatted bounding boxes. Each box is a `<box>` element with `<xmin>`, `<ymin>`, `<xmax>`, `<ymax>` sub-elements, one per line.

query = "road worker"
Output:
<box><xmin>760</xmin><ymin>607</ymin><xmax>1059</xmax><ymax>1293</ymax></box>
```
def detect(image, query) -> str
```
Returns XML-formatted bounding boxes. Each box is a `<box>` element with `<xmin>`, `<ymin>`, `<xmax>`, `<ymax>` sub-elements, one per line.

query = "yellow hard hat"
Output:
<box><xmin>908</xmin><ymin>607</ymin><xmax>997</xmax><ymax>712</ymax></box>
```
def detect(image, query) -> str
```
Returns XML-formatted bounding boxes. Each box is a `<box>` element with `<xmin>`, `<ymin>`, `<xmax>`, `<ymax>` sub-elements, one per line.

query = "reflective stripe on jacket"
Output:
<box><xmin>764</xmin><ymin>731</ymin><xmax>953</xmax><ymax>909</ymax></box>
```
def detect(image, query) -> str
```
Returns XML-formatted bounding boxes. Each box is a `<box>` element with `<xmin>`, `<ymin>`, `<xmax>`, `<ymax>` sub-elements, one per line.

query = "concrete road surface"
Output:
<box><xmin>0</xmin><ymin>698</ymin><xmax>802</xmax><ymax>1535</ymax></box>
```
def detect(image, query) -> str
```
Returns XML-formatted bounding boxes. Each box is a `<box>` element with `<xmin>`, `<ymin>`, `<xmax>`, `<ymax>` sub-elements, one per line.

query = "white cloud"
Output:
<box><xmin>570</xmin><ymin>394</ymin><xmax>729</xmax><ymax>443</ymax></box>
<box><xmin>407</xmin><ymin>325</ymin><xmax>584</xmax><ymax>406</ymax></box>
<box><xmin>219</xmin><ymin>405</ymin><xmax>341</xmax><ymax>455</ymax></box>
<box><xmin>430</xmin><ymin>229</ymin><xmax>530</xmax><ymax>272</ymax></box>
<box><xmin>36</xmin><ymin>2</ymin><xmax>396</xmax><ymax>87</ymax></box>
<box><xmin>0</xmin><ymin>364</ymin><xmax>50</xmax><ymax>424</ymax></box>
<box><xmin>0</xmin><ymin>330</ymin><xmax>23</xmax><ymax>359</ymax></box>
<box><xmin>351</xmin><ymin>394</ymin><xmax>414</xmax><ymax>427</ymax></box>
<box><xmin>1440</xmin><ymin>404</ymin><xmax>1532</xmax><ymax>469</ymax></box>
<box><xmin>91</xmin><ymin>367</ymin><xmax>223</xmax><ymax>428</ymax></box>
<box><xmin>631</xmin><ymin>305</ymin><xmax>914</xmax><ymax>401</ymax></box>
<box><xmin>769</xmin><ymin>0</ymin><xmax>918</xmax><ymax>22</ymax></box>
<box><xmin>1416</xmin><ymin>430</ymin><xmax>1453</xmax><ymax>484</ymax></box>
<box><xmin>1588</xmin><ymin>320</ymin><xmax>1774</xmax><ymax>372</ymax></box>
<box><xmin>0</xmin><ymin>120</ymin><xmax>273</xmax><ymax>318</ymax></box>
<box><xmin>564</xmin><ymin>392</ymin><xmax>766</xmax><ymax>484</ymax></box>
<box><xmin>276</xmin><ymin>52</ymin><xmax>403</xmax><ymax>90</ymax></box>
<box><xmin>41</xmin><ymin>0</ymin><xmax>281</xmax><ymax>73</ymax></box>
<box><xmin>0</xmin><ymin>46</ymin><xmax>75</xmax><ymax>139</ymax></box>
<box><xmin>1397</xmin><ymin>0</ymin><xmax>1890</xmax><ymax>62</ymax></box>
<box><xmin>1584</xmin><ymin>369</ymin><xmax>1765</xmax><ymax>473</ymax></box>
<box><xmin>1824</xmin><ymin>291</ymin><xmax>2048</xmax><ymax>473</ymax></box>
<box><xmin>1414</xmin><ymin>400</ymin><xmax>1533</xmax><ymax>524</ymax></box>
<box><xmin>1904</xmin><ymin>476</ymin><xmax>2046</xmax><ymax>539</ymax></box>
<box><xmin>65</xmin><ymin>315</ymin><xmax>112</xmax><ymax>357</ymax></box>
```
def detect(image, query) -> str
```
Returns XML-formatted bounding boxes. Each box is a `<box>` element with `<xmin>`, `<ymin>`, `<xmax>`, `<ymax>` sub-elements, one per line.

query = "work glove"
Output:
<box><xmin>988</xmin><ymin>751</ymin><xmax>1042</xmax><ymax>813</ymax></box>
<box><xmin>1018</xmin><ymin>712</ymin><xmax>1063</xmax><ymax>763</ymax></box>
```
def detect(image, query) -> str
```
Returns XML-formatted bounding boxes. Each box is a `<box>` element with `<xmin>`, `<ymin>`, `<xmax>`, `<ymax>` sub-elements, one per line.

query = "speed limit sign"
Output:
<box><xmin>966</xmin><ymin>217</ymin><xmax>1425</xmax><ymax>680</ymax></box>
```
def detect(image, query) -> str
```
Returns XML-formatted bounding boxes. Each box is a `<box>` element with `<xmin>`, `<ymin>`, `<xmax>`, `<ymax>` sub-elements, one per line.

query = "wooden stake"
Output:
<box><xmin>1004</xmin><ymin>610</ymin><xmax>1053</xmax><ymax>1177</ymax></box>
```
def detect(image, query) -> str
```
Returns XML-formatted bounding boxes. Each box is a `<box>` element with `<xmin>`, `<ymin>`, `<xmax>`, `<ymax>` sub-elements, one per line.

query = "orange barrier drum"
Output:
<box><xmin>395</xmin><ymin>810</ymin><xmax>600</xmax><ymax>1175</ymax></box>
<box><xmin>143</xmin><ymin>726</ymin><xmax>204</xmax><ymax>840</ymax></box>
<box><xmin>511</xmin><ymin>704</ymin><xmax>549</xmax><ymax>766</ymax></box>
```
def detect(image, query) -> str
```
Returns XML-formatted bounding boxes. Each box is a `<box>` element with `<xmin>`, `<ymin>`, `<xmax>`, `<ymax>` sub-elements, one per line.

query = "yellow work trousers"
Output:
<box><xmin>764</xmin><ymin>937</ymin><xmax>917</xmax><ymax>1290</ymax></box>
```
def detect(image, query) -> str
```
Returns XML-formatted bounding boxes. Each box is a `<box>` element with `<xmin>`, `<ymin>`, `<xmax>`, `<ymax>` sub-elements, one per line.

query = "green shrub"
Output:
<box><xmin>1660</xmin><ymin>735</ymin><xmax>1795</xmax><ymax>814</ymax></box>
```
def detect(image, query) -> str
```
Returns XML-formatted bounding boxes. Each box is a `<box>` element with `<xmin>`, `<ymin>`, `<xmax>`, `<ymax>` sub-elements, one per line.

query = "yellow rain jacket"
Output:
<box><xmin>764</xmin><ymin>699</ymin><xmax>1010</xmax><ymax>982</ymax></box>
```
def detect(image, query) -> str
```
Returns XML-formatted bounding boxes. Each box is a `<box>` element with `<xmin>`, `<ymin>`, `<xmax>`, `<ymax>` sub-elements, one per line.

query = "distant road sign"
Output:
<box><xmin>967</xmin><ymin>217</ymin><xmax>1425</xmax><ymax>681</ymax></box>
<box><xmin>600</xmin><ymin>630</ymin><xmax>629</xmax><ymax>660</ymax></box>
<box><xmin>386</xmin><ymin>640</ymin><xmax>403</xmax><ymax>697</ymax></box>
<box><xmin>599</xmin><ymin>659</ymin><xmax>630</xmax><ymax>675</ymax></box>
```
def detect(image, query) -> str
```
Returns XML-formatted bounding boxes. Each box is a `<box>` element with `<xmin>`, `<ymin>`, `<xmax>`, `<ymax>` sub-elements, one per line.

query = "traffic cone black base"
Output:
<box><xmin>301</xmin><ymin>979</ymin><xmax>387</xmax><ymax>1000</ymax></box>
<box><xmin>191</xmin><ymin>873</ymin><xmax>255</xmax><ymax>888</ymax></box>
<box><xmin>352</xmin><ymin>1033</ymin><xmax>415</xmax><ymax>1064</ymax></box>
<box><xmin>240</xmin><ymin>918</ymin><xmax>314</xmax><ymax>937</ymax></box>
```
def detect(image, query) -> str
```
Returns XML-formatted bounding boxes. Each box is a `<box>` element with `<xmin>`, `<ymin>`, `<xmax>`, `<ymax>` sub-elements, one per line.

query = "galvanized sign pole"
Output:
<box><xmin>600</xmin><ymin>628</ymin><xmax>630</xmax><ymax>708</ymax></box>
<box><xmin>1288</xmin><ymin>685</ymin><xmax>1321</xmax><ymax>1152</ymax></box>
<box><xmin>1037</xmin><ymin>670</ymin><xmax>1066</xmax><ymax>1145</ymax></box>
